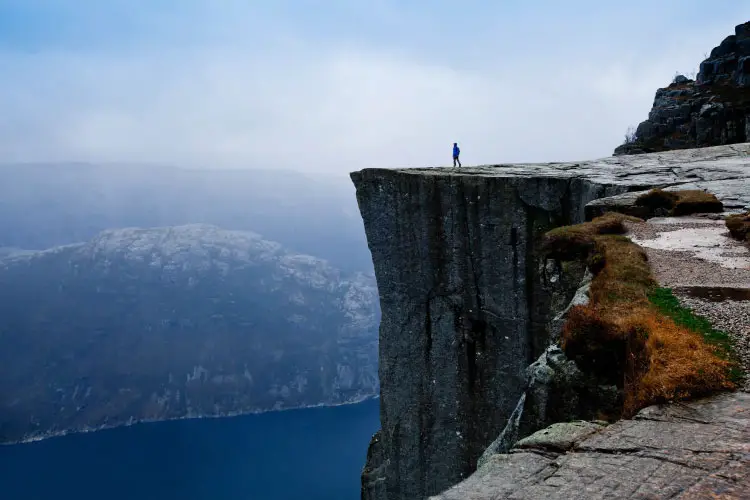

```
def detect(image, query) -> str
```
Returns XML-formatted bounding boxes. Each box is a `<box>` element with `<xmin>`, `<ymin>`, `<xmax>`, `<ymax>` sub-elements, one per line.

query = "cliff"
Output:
<box><xmin>351</xmin><ymin>144</ymin><xmax>750</xmax><ymax>500</ymax></box>
<box><xmin>615</xmin><ymin>22</ymin><xmax>750</xmax><ymax>155</ymax></box>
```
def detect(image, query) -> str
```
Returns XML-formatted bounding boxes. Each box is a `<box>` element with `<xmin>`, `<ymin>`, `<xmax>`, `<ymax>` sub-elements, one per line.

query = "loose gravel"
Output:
<box><xmin>639</xmin><ymin>247</ymin><xmax>750</xmax><ymax>289</ymax></box>
<box><xmin>676</xmin><ymin>296</ymin><xmax>750</xmax><ymax>391</ymax></box>
<box><xmin>624</xmin><ymin>217</ymin><xmax>750</xmax><ymax>390</ymax></box>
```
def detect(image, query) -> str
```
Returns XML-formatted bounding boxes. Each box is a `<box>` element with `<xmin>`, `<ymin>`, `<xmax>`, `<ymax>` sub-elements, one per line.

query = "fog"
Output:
<box><xmin>0</xmin><ymin>163</ymin><xmax>370</xmax><ymax>272</ymax></box>
<box><xmin>2</xmin><ymin>2</ymin><xmax>750</xmax><ymax>271</ymax></box>
<box><xmin>2</xmin><ymin>2</ymin><xmax>750</xmax><ymax>173</ymax></box>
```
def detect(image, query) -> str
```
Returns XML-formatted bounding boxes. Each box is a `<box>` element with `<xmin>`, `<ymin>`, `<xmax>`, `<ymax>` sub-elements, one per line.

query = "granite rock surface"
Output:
<box><xmin>351</xmin><ymin>143</ymin><xmax>750</xmax><ymax>500</ymax></box>
<box><xmin>432</xmin><ymin>392</ymin><xmax>750</xmax><ymax>499</ymax></box>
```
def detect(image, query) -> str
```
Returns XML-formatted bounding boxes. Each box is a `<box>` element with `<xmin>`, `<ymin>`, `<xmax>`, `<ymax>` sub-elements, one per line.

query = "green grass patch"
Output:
<box><xmin>548</xmin><ymin>215</ymin><xmax>737</xmax><ymax>415</ymax></box>
<box><xmin>649</xmin><ymin>288</ymin><xmax>719</xmax><ymax>340</ymax></box>
<box><xmin>648</xmin><ymin>287</ymin><xmax>743</xmax><ymax>383</ymax></box>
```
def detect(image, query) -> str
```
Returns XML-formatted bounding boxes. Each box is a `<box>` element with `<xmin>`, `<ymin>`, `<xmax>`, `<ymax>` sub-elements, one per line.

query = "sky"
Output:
<box><xmin>1</xmin><ymin>1</ymin><xmax>749</xmax><ymax>173</ymax></box>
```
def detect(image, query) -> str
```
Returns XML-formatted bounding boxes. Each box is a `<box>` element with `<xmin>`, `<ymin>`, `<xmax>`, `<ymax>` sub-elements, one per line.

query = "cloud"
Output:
<box><xmin>1</xmin><ymin>2</ymin><xmax>749</xmax><ymax>172</ymax></box>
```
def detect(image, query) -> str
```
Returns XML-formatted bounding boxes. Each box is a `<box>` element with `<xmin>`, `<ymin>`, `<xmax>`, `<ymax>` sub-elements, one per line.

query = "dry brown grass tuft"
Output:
<box><xmin>542</xmin><ymin>212</ymin><xmax>642</xmax><ymax>260</ymax></box>
<box><xmin>588</xmin><ymin>237</ymin><xmax>653</xmax><ymax>305</ymax></box>
<box><xmin>635</xmin><ymin>188</ymin><xmax>723</xmax><ymax>217</ymax></box>
<box><xmin>672</xmin><ymin>190</ymin><xmax>724</xmax><ymax>216</ymax></box>
<box><xmin>725</xmin><ymin>212</ymin><xmax>750</xmax><ymax>242</ymax></box>
<box><xmin>590</xmin><ymin>212</ymin><xmax>644</xmax><ymax>233</ymax></box>
<box><xmin>562</xmin><ymin>305</ymin><xmax>627</xmax><ymax>384</ymax></box>
<box><xmin>547</xmin><ymin>213</ymin><xmax>735</xmax><ymax>418</ymax></box>
<box><xmin>635</xmin><ymin>188</ymin><xmax>678</xmax><ymax>212</ymax></box>
<box><xmin>626</xmin><ymin>312</ymin><xmax>734</xmax><ymax>413</ymax></box>
<box><xmin>542</xmin><ymin>226</ymin><xmax>595</xmax><ymax>261</ymax></box>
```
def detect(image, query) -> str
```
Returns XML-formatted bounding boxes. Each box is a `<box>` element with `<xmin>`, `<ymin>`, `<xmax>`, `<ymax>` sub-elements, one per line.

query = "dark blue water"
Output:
<box><xmin>0</xmin><ymin>398</ymin><xmax>379</xmax><ymax>500</ymax></box>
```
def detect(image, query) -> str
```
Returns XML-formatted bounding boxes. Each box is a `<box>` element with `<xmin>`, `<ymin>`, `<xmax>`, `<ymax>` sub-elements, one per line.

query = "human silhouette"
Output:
<box><xmin>452</xmin><ymin>142</ymin><xmax>461</xmax><ymax>167</ymax></box>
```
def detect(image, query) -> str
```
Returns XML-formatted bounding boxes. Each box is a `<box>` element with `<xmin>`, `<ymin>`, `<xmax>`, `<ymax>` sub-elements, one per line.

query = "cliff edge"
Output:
<box><xmin>352</xmin><ymin>144</ymin><xmax>750</xmax><ymax>500</ymax></box>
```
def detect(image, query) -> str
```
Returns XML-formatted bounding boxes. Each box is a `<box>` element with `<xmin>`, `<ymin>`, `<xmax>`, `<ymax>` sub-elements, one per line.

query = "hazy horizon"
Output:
<box><xmin>2</xmin><ymin>2</ymin><xmax>750</xmax><ymax>173</ymax></box>
<box><xmin>0</xmin><ymin>160</ymin><xmax>361</xmax><ymax>179</ymax></box>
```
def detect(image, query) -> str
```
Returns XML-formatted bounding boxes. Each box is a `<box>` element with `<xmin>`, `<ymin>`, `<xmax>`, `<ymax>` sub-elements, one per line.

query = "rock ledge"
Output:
<box><xmin>432</xmin><ymin>392</ymin><xmax>750</xmax><ymax>499</ymax></box>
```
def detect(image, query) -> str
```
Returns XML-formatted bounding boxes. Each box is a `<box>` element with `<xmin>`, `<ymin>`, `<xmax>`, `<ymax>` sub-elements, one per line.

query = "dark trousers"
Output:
<box><xmin>453</xmin><ymin>155</ymin><xmax>461</xmax><ymax>167</ymax></box>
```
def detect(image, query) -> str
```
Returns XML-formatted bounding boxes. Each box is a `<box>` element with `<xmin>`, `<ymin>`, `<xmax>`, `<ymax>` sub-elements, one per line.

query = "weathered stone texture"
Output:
<box><xmin>586</xmin><ymin>175</ymin><xmax>750</xmax><ymax>220</ymax></box>
<box><xmin>362</xmin><ymin>431</ymin><xmax>387</xmax><ymax>500</ymax></box>
<box><xmin>351</xmin><ymin>171</ymin><xmax>621</xmax><ymax>499</ymax></box>
<box><xmin>352</xmin><ymin>144</ymin><xmax>750</xmax><ymax>500</ymax></box>
<box><xmin>514</xmin><ymin>420</ymin><xmax>606</xmax><ymax>452</ymax></box>
<box><xmin>431</xmin><ymin>392</ymin><xmax>750</xmax><ymax>499</ymax></box>
<box><xmin>615</xmin><ymin>22</ymin><xmax>750</xmax><ymax>155</ymax></box>
<box><xmin>476</xmin><ymin>271</ymin><xmax>620</xmax><ymax>471</ymax></box>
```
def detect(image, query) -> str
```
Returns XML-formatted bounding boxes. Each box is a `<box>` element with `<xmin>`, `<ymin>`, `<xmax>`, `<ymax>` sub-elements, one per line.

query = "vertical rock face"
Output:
<box><xmin>352</xmin><ymin>146</ymin><xmax>750</xmax><ymax>500</ymax></box>
<box><xmin>615</xmin><ymin>21</ymin><xmax>750</xmax><ymax>155</ymax></box>
<box><xmin>351</xmin><ymin>169</ymin><xmax>626</xmax><ymax>500</ymax></box>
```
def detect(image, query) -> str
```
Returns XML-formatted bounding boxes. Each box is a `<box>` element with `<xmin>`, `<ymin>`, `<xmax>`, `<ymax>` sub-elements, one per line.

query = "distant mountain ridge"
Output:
<box><xmin>0</xmin><ymin>224</ymin><xmax>379</xmax><ymax>443</ymax></box>
<box><xmin>0</xmin><ymin>163</ymin><xmax>371</xmax><ymax>273</ymax></box>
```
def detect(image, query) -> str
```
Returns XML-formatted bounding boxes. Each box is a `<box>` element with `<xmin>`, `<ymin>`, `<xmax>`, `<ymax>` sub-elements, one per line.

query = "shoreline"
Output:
<box><xmin>2</xmin><ymin>393</ymin><xmax>380</xmax><ymax>447</ymax></box>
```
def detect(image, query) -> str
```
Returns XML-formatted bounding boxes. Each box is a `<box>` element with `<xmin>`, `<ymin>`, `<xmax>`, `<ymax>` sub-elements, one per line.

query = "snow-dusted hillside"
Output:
<box><xmin>0</xmin><ymin>163</ymin><xmax>371</xmax><ymax>273</ymax></box>
<box><xmin>0</xmin><ymin>225</ymin><xmax>379</xmax><ymax>443</ymax></box>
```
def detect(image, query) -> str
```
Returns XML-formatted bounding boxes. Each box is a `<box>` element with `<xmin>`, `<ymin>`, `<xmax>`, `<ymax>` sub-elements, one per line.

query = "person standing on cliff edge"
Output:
<box><xmin>453</xmin><ymin>142</ymin><xmax>461</xmax><ymax>167</ymax></box>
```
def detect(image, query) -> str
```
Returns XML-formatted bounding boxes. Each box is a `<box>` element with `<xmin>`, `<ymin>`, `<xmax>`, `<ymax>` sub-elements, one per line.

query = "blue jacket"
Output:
<box><xmin>453</xmin><ymin>145</ymin><xmax>460</xmax><ymax>157</ymax></box>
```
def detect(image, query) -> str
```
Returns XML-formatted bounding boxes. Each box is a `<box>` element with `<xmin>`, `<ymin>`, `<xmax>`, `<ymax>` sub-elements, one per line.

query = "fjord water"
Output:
<box><xmin>0</xmin><ymin>398</ymin><xmax>379</xmax><ymax>500</ymax></box>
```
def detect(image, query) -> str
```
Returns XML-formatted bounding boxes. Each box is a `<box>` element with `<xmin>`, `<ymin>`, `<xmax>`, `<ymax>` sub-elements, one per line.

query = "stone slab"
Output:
<box><xmin>431</xmin><ymin>392</ymin><xmax>750</xmax><ymax>499</ymax></box>
<box><xmin>353</xmin><ymin>143</ymin><xmax>750</xmax><ymax>500</ymax></box>
<box><xmin>514</xmin><ymin>420</ymin><xmax>606</xmax><ymax>452</ymax></box>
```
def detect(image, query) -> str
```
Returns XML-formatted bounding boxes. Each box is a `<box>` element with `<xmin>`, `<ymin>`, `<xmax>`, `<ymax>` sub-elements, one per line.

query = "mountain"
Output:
<box><xmin>0</xmin><ymin>163</ymin><xmax>371</xmax><ymax>273</ymax></box>
<box><xmin>0</xmin><ymin>224</ymin><xmax>379</xmax><ymax>444</ymax></box>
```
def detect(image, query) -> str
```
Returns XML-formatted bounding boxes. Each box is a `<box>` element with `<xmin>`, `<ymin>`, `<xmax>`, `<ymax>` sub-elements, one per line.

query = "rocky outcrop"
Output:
<box><xmin>362</xmin><ymin>431</ymin><xmax>388</xmax><ymax>500</ymax></box>
<box><xmin>475</xmin><ymin>270</ymin><xmax>620</xmax><ymax>470</ymax></box>
<box><xmin>586</xmin><ymin>176</ymin><xmax>750</xmax><ymax>220</ymax></box>
<box><xmin>431</xmin><ymin>391</ymin><xmax>750</xmax><ymax>499</ymax></box>
<box><xmin>615</xmin><ymin>22</ymin><xmax>750</xmax><ymax>155</ymax></box>
<box><xmin>475</xmin><ymin>344</ymin><xmax>621</xmax><ymax>469</ymax></box>
<box><xmin>351</xmin><ymin>144</ymin><xmax>750</xmax><ymax>500</ymax></box>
